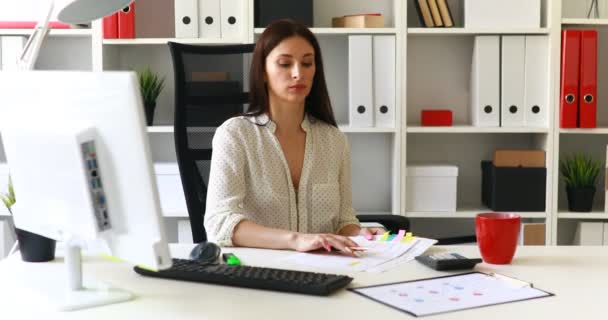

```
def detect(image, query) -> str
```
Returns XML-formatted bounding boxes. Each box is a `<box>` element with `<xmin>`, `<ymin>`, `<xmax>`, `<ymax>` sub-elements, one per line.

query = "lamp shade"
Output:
<box><xmin>57</xmin><ymin>0</ymin><xmax>133</xmax><ymax>24</ymax></box>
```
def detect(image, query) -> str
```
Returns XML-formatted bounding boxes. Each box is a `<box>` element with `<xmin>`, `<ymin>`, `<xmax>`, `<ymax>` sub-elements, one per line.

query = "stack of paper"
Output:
<box><xmin>281</xmin><ymin>233</ymin><xmax>437</xmax><ymax>273</ymax></box>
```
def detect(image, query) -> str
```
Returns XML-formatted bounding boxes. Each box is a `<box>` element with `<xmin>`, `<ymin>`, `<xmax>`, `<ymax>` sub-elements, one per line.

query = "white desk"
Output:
<box><xmin>0</xmin><ymin>245</ymin><xmax>605</xmax><ymax>319</ymax></box>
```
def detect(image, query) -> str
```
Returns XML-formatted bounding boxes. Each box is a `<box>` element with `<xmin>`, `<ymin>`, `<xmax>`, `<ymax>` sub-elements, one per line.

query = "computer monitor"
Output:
<box><xmin>0</xmin><ymin>71</ymin><xmax>172</xmax><ymax>311</ymax></box>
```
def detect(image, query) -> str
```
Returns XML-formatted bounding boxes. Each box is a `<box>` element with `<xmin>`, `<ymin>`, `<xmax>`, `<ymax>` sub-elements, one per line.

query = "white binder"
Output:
<box><xmin>349</xmin><ymin>35</ymin><xmax>374</xmax><ymax>127</ymax></box>
<box><xmin>574</xmin><ymin>222</ymin><xmax>604</xmax><ymax>245</ymax></box>
<box><xmin>0</xmin><ymin>220</ymin><xmax>16</xmax><ymax>259</ymax></box>
<box><xmin>501</xmin><ymin>36</ymin><xmax>526</xmax><ymax>127</ymax></box>
<box><xmin>175</xmin><ymin>0</ymin><xmax>199</xmax><ymax>38</ymax></box>
<box><xmin>373</xmin><ymin>35</ymin><xmax>396</xmax><ymax>128</ymax></box>
<box><xmin>0</xmin><ymin>36</ymin><xmax>26</xmax><ymax>71</ymax></box>
<box><xmin>604</xmin><ymin>223</ymin><xmax>608</xmax><ymax>245</ymax></box>
<box><xmin>523</xmin><ymin>36</ymin><xmax>549</xmax><ymax>127</ymax></box>
<box><xmin>470</xmin><ymin>36</ymin><xmax>500</xmax><ymax>127</ymax></box>
<box><xmin>199</xmin><ymin>0</ymin><xmax>221</xmax><ymax>38</ymax></box>
<box><xmin>220</xmin><ymin>0</ymin><xmax>243</xmax><ymax>39</ymax></box>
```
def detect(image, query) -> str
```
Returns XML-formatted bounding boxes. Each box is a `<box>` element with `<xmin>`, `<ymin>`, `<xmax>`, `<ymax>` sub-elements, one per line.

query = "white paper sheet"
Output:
<box><xmin>351</xmin><ymin>272</ymin><xmax>552</xmax><ymax>317</ymax></box>
<box><xmin>280</xmin><ymin>236</ymin><xmax>436</xmax><ymax>273</ymax></box>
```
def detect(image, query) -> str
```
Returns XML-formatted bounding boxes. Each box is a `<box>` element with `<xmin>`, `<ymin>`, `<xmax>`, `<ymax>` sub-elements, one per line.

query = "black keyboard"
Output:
<box><xmin>133</xmin><ymin>258</ymin><xmax>353</xmax><ymax>296</ymax></box>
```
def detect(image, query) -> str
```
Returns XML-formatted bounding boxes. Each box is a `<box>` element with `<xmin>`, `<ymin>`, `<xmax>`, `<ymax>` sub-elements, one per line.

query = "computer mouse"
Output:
<box><xmin>189</xmin><ymin>241</ymin><xmax>221</xmax><ymax>264</ymax></box>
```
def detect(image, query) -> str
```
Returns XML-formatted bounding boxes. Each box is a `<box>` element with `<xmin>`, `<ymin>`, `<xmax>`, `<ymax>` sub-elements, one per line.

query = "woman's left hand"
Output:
<box><xmin>359</xmin><ymin>227</ymin><xmax>386</xmax><ymax>240</ymax></box>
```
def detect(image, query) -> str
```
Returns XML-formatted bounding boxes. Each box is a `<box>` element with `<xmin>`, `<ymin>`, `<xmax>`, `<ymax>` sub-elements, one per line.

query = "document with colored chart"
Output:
<box><xmin>280</xmin><ymin>231</ymin><xmax>437</xmax><ymax>273</ymax></box>
<box><xmin>350</xmin><ymin>272</ymin><xmax>553</xmax><ymax>317</ymax></box>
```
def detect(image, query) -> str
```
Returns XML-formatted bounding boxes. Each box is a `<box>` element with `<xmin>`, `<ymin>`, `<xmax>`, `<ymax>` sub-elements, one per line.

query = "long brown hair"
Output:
<box><xmin>247</xmin><ymin>19</ymin><xmax>337</xmax><ymax>127</ymax></box>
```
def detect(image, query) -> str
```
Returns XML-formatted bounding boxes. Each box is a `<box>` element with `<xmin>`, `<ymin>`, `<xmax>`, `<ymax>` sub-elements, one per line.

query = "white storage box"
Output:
<box><xmin>465</xmin><ymin>0</ymin><xmax>540</xmax><ymax>29</ymax></box>
<box><xmin>406</xmin><ymin>165</ymin><xmax>458</xmax><ymax>212</ymax></box>
<box><xmin>0</xmin><ymin>164</ymin><xmax>10</xmax><ymax>216</ymax></box>
<box><xmin>154</xmin><ymin>163</ymin><xmax>188</xmax><ymax>217</ymax></box>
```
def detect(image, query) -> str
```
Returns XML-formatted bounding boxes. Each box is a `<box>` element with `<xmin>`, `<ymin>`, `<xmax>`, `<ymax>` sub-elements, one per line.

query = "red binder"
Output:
<box><xmin>559</xmin><ymin>30</ymin><xmax>580</xmax><ymax>128</ymax></box>
<box><xmin>579</xmin><ymin>30</ymin><xmax>597</xmax><ymax>128</ymax></box>
<box><xmin>118</xmin><ymin>2</ymin><xmax>135</xmax><ymax>39</ymax></box>
<box><xmin>102</xmin><ymin>13</ymin><xmax>118</xmax><ymax>39</ymax></box>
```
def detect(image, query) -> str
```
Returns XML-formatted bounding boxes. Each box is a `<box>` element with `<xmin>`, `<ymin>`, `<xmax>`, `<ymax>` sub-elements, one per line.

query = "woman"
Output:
<box><xmin>204</xmin><ymin>19</ymin><xmax>384</xmax><ymax>255</ymax></box>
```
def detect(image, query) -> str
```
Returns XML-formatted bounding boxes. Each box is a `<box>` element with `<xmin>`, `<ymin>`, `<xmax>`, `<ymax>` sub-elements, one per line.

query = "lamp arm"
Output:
<box><xmin>17</xmin><ymin>0</ymin><xmax>55</xmax><ymax>71</ymax></box>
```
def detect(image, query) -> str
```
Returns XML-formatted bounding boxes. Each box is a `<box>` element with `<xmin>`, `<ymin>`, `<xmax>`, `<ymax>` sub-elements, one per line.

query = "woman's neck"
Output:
<box><xmin>268</xmin><ymin>98</ymin><xmax>306</xmax><ymax>135</ymax></box>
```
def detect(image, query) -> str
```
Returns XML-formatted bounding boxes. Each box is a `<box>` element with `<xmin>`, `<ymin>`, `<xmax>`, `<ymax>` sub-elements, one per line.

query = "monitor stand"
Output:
<box><xmin>33</xmin><ymin>242</ymin><xmax>133</xmax><ymax>311</ymax></box>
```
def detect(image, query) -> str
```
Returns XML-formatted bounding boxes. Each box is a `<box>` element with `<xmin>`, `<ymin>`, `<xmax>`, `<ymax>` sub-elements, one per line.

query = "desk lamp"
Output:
<box><xmin>17</xmin><ymin>0</ymin><xmax>133</xmax><ymax>70</ymax></box>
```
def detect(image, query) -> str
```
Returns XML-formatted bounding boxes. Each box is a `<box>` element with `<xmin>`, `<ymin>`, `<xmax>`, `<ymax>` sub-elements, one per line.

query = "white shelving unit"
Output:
<box><xmin>404</xmin><ymin>0</ymin><xmax>555</xmax><ymax>243</ymax></box>
<box><xmin>554</xmin><ymin>0</ymin><xmax>608</xmax><ymax>245</ymax></box>
<box><xmin>2</xmin><ymin>0</ymin><xmax>607</xmax><ymax>245</ymax></box>
<box><xmin>406</xmin><ymin>126</ymin><xmax>550</xmax><ymax>133</ymax></box>
<box><xmin>407</xmin><ymin>27</ymin><xmax>550</xmax><ymax>35</ymax></box>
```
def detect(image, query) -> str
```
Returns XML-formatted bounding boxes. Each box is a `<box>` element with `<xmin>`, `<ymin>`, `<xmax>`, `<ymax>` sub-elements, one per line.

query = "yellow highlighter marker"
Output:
<box><xmin>379</xmin><ymin>231</ymin><xmax>391</xmax><ymax>241</ymax></box>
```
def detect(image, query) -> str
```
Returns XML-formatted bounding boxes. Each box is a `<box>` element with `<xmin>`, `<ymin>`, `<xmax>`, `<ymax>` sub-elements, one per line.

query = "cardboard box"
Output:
<box><xmin>406</xmin><ymin>165</ymin><xmax>458</xmax><ymax>212</ymax></box>
<box><xmin>493</xmin><ymin>149</ymin><xmax>545</xmax><ymax>168</ymax></box>
<box><xmin>520</xmin><ymin>223</ymin><xmax>546</xmax><ymax>246</ymax></box>
<box><xmin>332</xmin><ymin>14</ymin><xmax>384</xmax><ymax>28</ymax></box>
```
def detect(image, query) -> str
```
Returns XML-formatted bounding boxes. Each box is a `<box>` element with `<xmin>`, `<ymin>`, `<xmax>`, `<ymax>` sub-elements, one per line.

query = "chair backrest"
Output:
<box><xmin>168</xmin><ymin>42</ymin><xmax>255</xmax><ymax>243</ymax></box>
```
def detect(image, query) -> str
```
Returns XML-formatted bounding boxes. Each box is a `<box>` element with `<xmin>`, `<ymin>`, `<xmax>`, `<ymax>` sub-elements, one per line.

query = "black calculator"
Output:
<box><xmin>415</xmin><ymin>252</ymin><xmax>482</xmax><ymax>271</ymax></box>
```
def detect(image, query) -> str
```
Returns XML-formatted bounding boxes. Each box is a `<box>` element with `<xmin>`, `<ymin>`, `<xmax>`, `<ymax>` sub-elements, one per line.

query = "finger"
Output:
<box><xmin>331</xmin><ymin>234</ymin><xmax>359</xmax><ymax>248</ymax></box>
<box><xmin>372</xmin><ymin>228</ymin><xmax>386</xmax><ymax>235</ymax></box>
<box><xmin>320</xmin><ymin>238</ymin><xmax>331</xmax><ymax>252</ymax></box>
<box><xmin>361</xmin><ymin>228</ymin><xmax>374</xmax><ymax>240</ymax></box>
<box><xmin>312</xmin><ymin>237</ymin><xmax>331</xmax><ymax>252</ymax></box>
<box><xmin>325</xmin><ymin>237</ymin><xmax>355</xmax><ymax>256</ymax></box>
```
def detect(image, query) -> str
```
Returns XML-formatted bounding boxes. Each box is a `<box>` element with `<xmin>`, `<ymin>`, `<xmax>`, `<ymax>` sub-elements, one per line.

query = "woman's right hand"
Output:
<box><xmin>290</xmin><ymin>233</ymin><xmax>360</xmax><ymax>256</ymax></box>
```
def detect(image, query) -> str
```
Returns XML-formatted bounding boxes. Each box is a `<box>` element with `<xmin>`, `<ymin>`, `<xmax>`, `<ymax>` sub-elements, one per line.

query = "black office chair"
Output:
<box><xmin>167</xmin><ymin>41</ymin><xmax>463</xmax><ymax>244</ymax></box>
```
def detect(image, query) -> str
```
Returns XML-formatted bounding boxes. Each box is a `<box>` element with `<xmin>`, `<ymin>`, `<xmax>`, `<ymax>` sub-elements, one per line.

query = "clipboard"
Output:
<box><xmin>349</xmin><ymin>272</ymin><xmax>554</xmax><ymax>317</ymax></box>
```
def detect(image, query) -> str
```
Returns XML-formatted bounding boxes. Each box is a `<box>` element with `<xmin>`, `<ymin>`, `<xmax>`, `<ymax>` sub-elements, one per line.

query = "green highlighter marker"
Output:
<box><xmin>222</xmin><ymin>253</ymin><xmax>241</xmax><ymax>266</ymax></box>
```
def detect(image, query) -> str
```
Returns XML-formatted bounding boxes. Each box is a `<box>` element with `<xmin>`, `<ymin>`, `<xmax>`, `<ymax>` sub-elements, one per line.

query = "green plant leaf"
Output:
<box><xmin>137</xmin><ymin>67</ymin><xmax>165</xmax><ymax>107</ymax></box>
<box><xmin>560</xmin><ymin>153</ymin><xmax>602</xmax><ymax>188</ymax></box>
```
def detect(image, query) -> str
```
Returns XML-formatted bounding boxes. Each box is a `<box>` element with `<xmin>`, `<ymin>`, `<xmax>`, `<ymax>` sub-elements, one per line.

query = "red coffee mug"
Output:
<box><xmin>475</xmin><ymin>212</ymin><xmax>521</xmax><ymax>264</ymax></box>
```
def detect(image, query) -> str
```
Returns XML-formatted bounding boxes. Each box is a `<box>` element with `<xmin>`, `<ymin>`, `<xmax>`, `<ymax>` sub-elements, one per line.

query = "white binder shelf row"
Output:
<box><xmin>175</xmin><ymin>0</ymin><xmax>245</xmax><ymax>39</ymax></box>
<box><xmin>470</xmin><ymin>35</ymin><xmax>549</xmax><ymax>128</ymax></box>
<box><xmin>349</xmin><ymin>35</ymin><xmax>396</xmax><ymax>129</ymax></box>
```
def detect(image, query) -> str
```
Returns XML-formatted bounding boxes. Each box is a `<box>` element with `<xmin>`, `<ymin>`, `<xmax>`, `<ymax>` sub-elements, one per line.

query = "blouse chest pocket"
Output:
<box><xmin>311</xmin><ymin>183</ymin><xmax>340</xmax><ymax>233</ymax></box>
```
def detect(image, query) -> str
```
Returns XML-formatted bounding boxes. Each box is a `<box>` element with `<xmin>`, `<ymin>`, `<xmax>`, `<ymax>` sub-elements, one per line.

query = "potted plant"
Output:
<box><xmin>560</xmin><ymin>153</ymin><xmax>602</xmax><ymax>212</ymax></box>
<box><xmin>1</xmin><ymin>175</ymin><xmax>56</xmax><ymax>262</ymax></box>
<box><xmin>137</xmin><ymin>67</ymin><xmax>165</xmax><ymax>126</ymax></box>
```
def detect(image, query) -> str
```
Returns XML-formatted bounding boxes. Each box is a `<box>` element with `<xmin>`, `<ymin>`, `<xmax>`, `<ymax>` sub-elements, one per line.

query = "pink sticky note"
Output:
<box><xmin>392</xmin><ymin>229</ymin><xmax>406</xmax><ymax>242</ymax></box>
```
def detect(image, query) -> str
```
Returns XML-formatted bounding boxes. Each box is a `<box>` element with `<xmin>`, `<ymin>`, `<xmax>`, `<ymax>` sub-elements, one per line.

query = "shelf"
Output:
<box><xmin>407</xmin><ymin>27</ymin><xmax>549</xmax><ymax>35</ymax></box>
<box><xmin>559</xmin><ymin>128</ymin><xmax>608</xmax><ymax>134</ymax></box>
<box><xmin>558</xmin><ymin>211</ymin><xmax>608</xmax><ymax>219</ymax></box>
<box><xmin>404</xmin><ymin>209</ymin><xmax>547</xmax><ymax>219</ymax></box>
<box><xmin>0</xmin><ymin>210</ymin><xmax>10</xmax><ymax>217</ymax></box>
<box><xmin>162</xmin><ymin>209</ymin><xmax>188</xmax><ymax>218</ymax></box>
<box><xmin>0</xmin><ymin>28</ymin><xmax>91</xmax><ymax>37</ymax></box>
<box><xmin>254</xmin><ymin>27</ymin><xmax>397</xmax><ymax>35</ymax></box>
<box><xmin>562</xmin><ymin>18</ymin><xmax>608</xmax><ymax>26</ymax></box>
<box><xmin>147</xmin><ymin>126</ymin><xmax>217</xmax><ymax>133</ymax></box>
<box><xmin>406</xmin><ymin>125</ymin><xmax>549</xmax><ymax>133</ymax></box>
<box><xmin>103</xmin><ymin>37</ymin><xmax>246</xmax><ymax>45</ymax></box>
<box><xmin>148</xmin><ymin>125</ymin><xmax>396</xmax><ymax>133</ymax></box>
<box><xmin>339</xmin><ymin>126</ymin><xmax>396</xmax><ymax>133</ymax></box>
